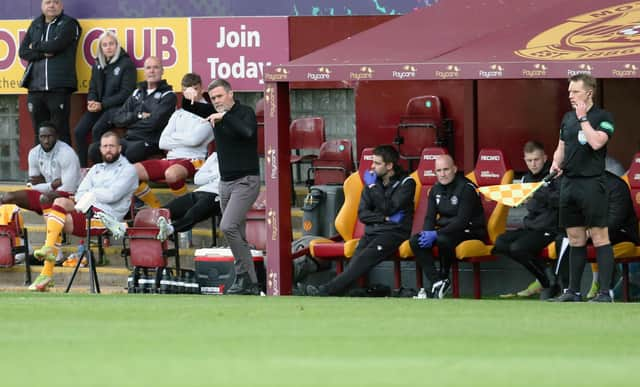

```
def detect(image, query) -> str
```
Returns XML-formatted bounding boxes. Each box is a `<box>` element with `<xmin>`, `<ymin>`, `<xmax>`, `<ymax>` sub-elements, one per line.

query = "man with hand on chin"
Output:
<box><xmin>409</xmin><ymin>154</ymin><xmax>486</xmax><ymax>299</ymax></box>
<box><xmin>550</xmin><ymin>74</ymin><xmax>616</xmax><ymax>303</ymax></box>
<box><xmin>305</xmin><ymin>145</ymin><xmax>415</xmax><ymax>296</ymax></box>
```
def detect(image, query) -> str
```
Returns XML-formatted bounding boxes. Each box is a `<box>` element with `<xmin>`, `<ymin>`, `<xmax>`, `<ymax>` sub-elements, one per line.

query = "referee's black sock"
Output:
<box><xmin>569</xmin><ymin>245</ymin><xmax>587</xmax><ymax>294</ymax></box>
<box><xmin>595</xmin><ymin>244</ymin><xmax>614</xmax><ymax>293</ymax></box>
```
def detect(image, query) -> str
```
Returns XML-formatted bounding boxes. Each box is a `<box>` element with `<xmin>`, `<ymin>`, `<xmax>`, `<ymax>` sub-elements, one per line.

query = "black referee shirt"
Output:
<box><xmin>560</xmin><ymin>106</ymin><xmax>614</xmax><ymax>177</ymax></box>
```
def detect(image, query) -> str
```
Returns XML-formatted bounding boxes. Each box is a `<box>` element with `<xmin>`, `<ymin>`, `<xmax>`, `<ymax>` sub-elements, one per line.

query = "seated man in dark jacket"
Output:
<box><xmin>305</xmin><ymin>145</ymin><xmax>415</xmax><ymax>296</ymax></box>
<box><xmin>409</xmin><ymin>154</ymin><xmax>487</xmax><ymax>299</ymax></box>
<box><xmin>88</xmin><ymin>56</ymin><xmax>176</xmax><ymax>164</ymax></box>
<box><xmin>493</xmin><ymin>141</ymin><xmax>560</xmax><ymax>300</ymax></box>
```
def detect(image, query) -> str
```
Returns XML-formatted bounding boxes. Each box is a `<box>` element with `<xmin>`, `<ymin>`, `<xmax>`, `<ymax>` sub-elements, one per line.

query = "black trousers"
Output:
<box><xmin>493</xmin><ymin>228</ymin><xmax>556</xmax><ymax>287</ymax></box>
<box><xmin>89</xmin><ymin>137</ymin><xmax>162</xmax><ymax>164</ymax></box>
<box><xmin>27</xmin><ymin>91</ymin><xmax>72</xmax><ymax>145</ymax></box>
<box><xmin>409</xmin><ymin>230</ymin><xmax>480</xmax><ymax>284</ymax></box>
<box><xmin>74</xmin><ymin>107</ymin><xmax>118</xmax><ymax>167</ymax></box>
<box><xmin>165</xmin><ymin>191</ymin><xmax>221</xmax><ymax>233</ymax></box>
<box><xmin>325</xmin><ymin>230</ymin><xmax>406</xmax><ymax>296</ymax></box>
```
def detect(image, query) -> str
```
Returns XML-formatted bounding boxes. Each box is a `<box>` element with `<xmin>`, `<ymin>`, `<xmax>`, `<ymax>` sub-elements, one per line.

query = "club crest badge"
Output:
<box><xmin>516</xmin><ymin>2</ymin><xmax>640</xmax><ymax>60</ymax></box>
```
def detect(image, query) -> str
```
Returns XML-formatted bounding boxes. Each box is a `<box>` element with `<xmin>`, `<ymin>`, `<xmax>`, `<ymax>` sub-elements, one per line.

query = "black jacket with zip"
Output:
<box><xmin>522</xmin><ymin>161</ymin><xmax>559</xmax><ymax>232</ymax></box>
<box><xmin>111</xmin><ymin>80</ymin><xmax>176</xmax><ymax>143</ymax></box>
<box><xmin>19</xmin><ymin>11</ymin><xmax>81</xmax><ymax>92</ymax></box>
<box><xmin>87</xmin><ymin>49</ymin><xmax>137</xmax><ymax>110</ymax></box>
<box><xmin>359</xmin><ymin>170</ymin><xmax>415</xmax><ymax>236</ymax></box>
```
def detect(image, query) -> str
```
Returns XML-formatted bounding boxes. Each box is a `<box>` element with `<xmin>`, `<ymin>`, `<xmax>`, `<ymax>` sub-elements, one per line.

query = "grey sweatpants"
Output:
<box><xmin>219</xmin><ymin>175</ymin><xmax>261</xmax><ymax>282</ymax></box>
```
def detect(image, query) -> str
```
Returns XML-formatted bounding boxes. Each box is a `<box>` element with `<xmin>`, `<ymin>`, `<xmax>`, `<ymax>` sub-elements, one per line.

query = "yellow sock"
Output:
<box><xmin>41</xmin><ymin>260</ymin><xmax>55</xmax><ymax>277</ymax></box>
<box><xmin>135</xmin><ymin>182</ymin><xmax>161</xmax><ymax>208</ymax></box>
<box><xmin>170</xmin><ymin>184</ymin><xmax>187</xmax><ymax>197</ymax></box>
<box><xmin>591</xmin><ymin>263</ymin><xmax>599</xmax><ymax>273</ymax></box>
<box><xmin>45</xmin><ymin>207</ymin><xmax>65</xmax><ymax>250</ymax></box>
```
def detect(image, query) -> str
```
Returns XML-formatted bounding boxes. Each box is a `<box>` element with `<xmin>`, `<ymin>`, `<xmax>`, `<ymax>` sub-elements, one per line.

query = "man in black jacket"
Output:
<box><xmin>493</xmin><ymin>141</ymin><xmax>560</xmax><ymax>300</ymax></box>
<box><xmin>88</xmin><ymin>56</ymin><xmax>176</xmax><ymax>164</ymax></box>
<box><xmin>306</xmin><ymin>145</ymin><xmax>415</xmax><ymax>296</ymax></box>
<box><xmin>19</xmin><ymin>0</ymin><xmax>81</xmax><ymax>145</ymax></box>
<box><xmin>183</xmin><ymin>78</ymin><xmax>261</xmax><ymax>295</ymax></box>
<box><xmin>408</xmin><ymin>154</ymin><xmax>486</xmax><ymax>299</ymax></box>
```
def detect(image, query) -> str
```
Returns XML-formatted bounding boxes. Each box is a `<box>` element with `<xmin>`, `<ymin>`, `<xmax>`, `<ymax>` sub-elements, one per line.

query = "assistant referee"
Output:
<box><xmin>550</xmin><ymin>74</ymin><xmax>615</xmax><ymax>302</ymax></box>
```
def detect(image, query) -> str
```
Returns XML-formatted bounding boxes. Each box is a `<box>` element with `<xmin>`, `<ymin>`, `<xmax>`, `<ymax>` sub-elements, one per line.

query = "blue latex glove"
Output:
<box><xmin>387</xmin><ymin>210</ymin><xmax>405</xmax><ymax>223</ymax></box>
<box><xmin>363</xmin><ymin>170</ymin><xmax>377</xmax><ymax>186</ymax></box>
<box><xmin>418</xmin><ymin>230</ymin><xmax>437</xmax><ymax>248</ymax></box>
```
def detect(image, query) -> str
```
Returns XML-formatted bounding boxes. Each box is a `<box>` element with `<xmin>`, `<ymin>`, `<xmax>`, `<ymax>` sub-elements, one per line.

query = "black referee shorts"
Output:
<box><xmin>559</xmin><ymin>175</ymin><xmax>608</xmax><ymax>228</ymax></box>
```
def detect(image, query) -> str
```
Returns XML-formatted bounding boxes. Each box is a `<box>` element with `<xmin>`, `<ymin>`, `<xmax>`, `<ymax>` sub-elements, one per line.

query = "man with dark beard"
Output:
<box><xmin>29</xmin><ymin>131</ymin><xmax>137</xmax><ymax>291</ymax></box>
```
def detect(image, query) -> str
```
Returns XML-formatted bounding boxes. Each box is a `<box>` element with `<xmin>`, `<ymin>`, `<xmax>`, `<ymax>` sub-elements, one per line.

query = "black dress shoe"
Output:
<box><xmin>226</xmin><ymin>273</ymin><xmax>260</xmax><ymax>295</ymax></box>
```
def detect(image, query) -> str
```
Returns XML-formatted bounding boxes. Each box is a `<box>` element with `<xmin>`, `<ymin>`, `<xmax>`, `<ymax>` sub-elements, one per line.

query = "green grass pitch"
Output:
<box><xmin>0</xmin><ymin>293</ymin><xmax>638</xmax><ymax>386</ymax></box>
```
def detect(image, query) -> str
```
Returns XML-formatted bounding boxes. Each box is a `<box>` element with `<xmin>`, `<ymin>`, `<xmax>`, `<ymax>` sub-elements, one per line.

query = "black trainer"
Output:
<box><xmin>549</xmin><ymin>289</ymin><xmax>581</xmax><ymax>302</ymax></box>
<box><xmin>226</xmin><ymin>273</ymin><xmax>260</xmax><ymax>295</ymax></box>
<box><xmin>305</xmin><ymin>284</ymin><xmax>329</xmax><ymax>297</ymax></box>
<box><xmin>589</xmin><ymin>291</ymin><xmax>613</xmax><ymax>303</ymax></box>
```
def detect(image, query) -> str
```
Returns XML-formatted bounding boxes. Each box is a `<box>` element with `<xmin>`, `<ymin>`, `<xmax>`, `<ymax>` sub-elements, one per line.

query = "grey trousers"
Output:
<box><xmin>219</xmin><ymin>175</ymin><xmax>261</xmax><ymax>282</ymax></box>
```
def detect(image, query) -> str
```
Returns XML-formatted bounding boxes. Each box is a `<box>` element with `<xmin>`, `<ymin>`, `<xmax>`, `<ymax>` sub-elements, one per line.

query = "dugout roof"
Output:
<box><xmin>266</xmin><ymin>0</ymin><xmax>640</xmax><ymax>81</ymax></box>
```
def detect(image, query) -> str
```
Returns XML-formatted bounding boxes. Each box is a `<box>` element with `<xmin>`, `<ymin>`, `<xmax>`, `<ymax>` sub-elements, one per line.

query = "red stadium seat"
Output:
<box><xmin>122</xmin><ymin>208</ymin><xmax>181</xmax><ymax>291</ymax></box>
<box><xmin>394</xmin><ymin>95</ymin><xmax>452</xmax><ymax>169</ymax></box>
<box><xmin>307</xmin><ymin>139</ymin><xmax>354</xmax><ymax>186</ymax></box>
<box><xmin>0</xmin><ymin>205</ymin><xmax>31</xmax><ymax>285</ymax></box>
<box><xmin>454</xmin><ymin>149</ymin><xmax>513</xmax><ymax>299</ymax></box>
<box><xmin>290</xmin><ymin>117</ymin><xmax>325</xmax><ymax>183</ymax></box>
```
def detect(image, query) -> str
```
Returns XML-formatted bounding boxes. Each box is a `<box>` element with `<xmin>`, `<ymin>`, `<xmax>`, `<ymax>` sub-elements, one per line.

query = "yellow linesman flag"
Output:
<box><xmin>478</xmin><ymin>181</ymin><xmax>545</xmax><ymax>208</ymax></box>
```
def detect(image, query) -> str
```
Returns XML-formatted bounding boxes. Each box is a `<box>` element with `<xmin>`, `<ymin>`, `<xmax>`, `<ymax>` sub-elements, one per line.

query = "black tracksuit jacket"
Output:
<box><xmin>111</xmin><ymin>80</ymin><xmax>176</xmax><ymax>143</ymax></box>
<box><xmin>19</xmin><ymin>11</ymin><xmax>81</xmax><ymax>92</ymax></box>
<box><xmin>87</xmin><ymin>49</ymin><xmax>137</xmax><ymax>110</ymax></box>
<box><xmin>359</xmin><ymin>170</ymin><xmax>415</xmax><ymax>237</ymax></box>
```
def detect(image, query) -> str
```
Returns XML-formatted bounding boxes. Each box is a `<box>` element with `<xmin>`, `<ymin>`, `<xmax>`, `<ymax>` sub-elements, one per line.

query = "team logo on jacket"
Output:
<box><xmin>114</xmin><ymin>67</ymin><xmax>121</xmax><ymax>76</ymax></box>
<box><xmin>451</xmin><ymin>195</ymin><xmax>459</xmax><ymax>205</ymax></box>
<box><xmin>154</xmin><ymin>92</ymin><xmax>162</xmax><ymax>99</ymax></box>
<box><xmin>516</xmin><ymin>2</ymin><xmax>640</xmax><ymax>60</ymax></box>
